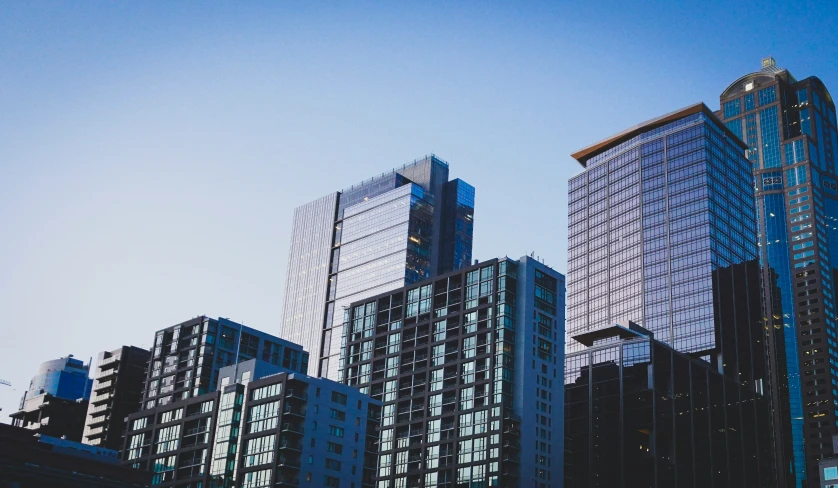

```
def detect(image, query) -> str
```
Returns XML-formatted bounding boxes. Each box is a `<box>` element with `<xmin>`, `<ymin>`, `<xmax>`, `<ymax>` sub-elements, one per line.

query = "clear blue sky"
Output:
<box><xmin>1</xmin><ymin>1</ymin><xmax>836</xmax><ymax>417</ymax></box>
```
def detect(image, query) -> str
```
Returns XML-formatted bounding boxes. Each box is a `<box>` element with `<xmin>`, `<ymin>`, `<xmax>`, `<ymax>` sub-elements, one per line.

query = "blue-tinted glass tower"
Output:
<box><xmin>280</xmin><ymin>155</ymin><xmax>475</xmax><ymax>380</ymax></box>
<box><xmin>719</xmin><ymin>57</ymin><xmax>838</xmax><ymax>488</ymax></box>
<box><xmin>565</xmin><ymin>103</ymin><xmax>775</xmax><ymax>486</ymax></box>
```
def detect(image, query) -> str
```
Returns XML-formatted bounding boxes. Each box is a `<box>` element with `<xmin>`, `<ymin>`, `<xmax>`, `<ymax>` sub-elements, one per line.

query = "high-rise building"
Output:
<box><xmin>142</xmin><ymin>316</ymin><xmax>308</xmax><ymax>410</ymax></box>
<box><xmin>123</xmin><ymin>358</ymin><xmax>380</xmax><ymax>488</ymax></box>
<box><xmin>565</xmin><ymin>103</ymin><xmax>776</xmax><ymax>485</ymax></box>
<box><xmin>83</xmin><ymin>346</ymin><xmax>150</xmax><ymax>451</ymax></box>
<box><xmin>341</xmin><ymin>256</ymin><xmax>565</xmax><ymax>488</ymax></box>
<box><xmin>10</xmin><ymin>356</ymin><xmax>93</xmax><ymax>441</ymax></box>
<box><xmin>718</xmin><ymin>57</ymin><xmax>838</xmax><ymax>487</ymax></box>
<box><xmin>280</xmin><ymin>155</ymin><xmax>475</xmax><ymax>380</ymax></box>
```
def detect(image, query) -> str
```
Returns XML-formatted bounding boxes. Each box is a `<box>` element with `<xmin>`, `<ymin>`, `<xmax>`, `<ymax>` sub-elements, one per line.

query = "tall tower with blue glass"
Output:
<box><xmin>565</xmin><ymin>103</ymin><xmax>775</xmax><ymax>487</ymax></box>
<box><xmin>719</xmin><ymin>57</ymin><xmax>838</xmax><ymax>488</ymax></box>
<box><xmin>280</xmin><ymin>155</ymin><xmax>475</xmax><ymax>380</ymax></box>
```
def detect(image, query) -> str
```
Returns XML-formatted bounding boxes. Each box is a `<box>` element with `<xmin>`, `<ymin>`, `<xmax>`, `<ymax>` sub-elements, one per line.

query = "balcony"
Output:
<box><xmin>89</xmin><ymin>403</ymin><xmax>111</xmax><ymax>414</ymax></box>
<box><xmin>96</xmin><ymin>368</ymin><xmax>118</xmax><ymax>380</ymax></box>
<box><xmin>276</xmin><ymin>457</ymin><xmax>301</xmax><ymax>469</ymax></box>
<box><xmin>278</xmin><ymin>440</ymin><xmax>302</xmax><ymax>452</ymax></box>
<box><xmin>87</xmin><ymin>414</ymin><xmax>109</xmax><ymax>428</ymax></box>
<box><xmin>90</xmin><ymin>392</ymin><xmax>113</xmax><ymax>405</ymax></box>
<box><xmin>285</xmin><ymin>390</ymin><xmax>307</xmax><ymax>401</ymax></box>
<box><xmin>86</xmin><ymin>426</ymin><xmax>106</xmax><ymax>438</ymax></box>
<box><xmin>502</xmin><ymin>412</ymin><xmax>521</xmax><ymax>423</ymax></box>
<box><xmin>99</xmin><ymin>356</ymin><xmax>120</xmax><ymax>367</ymax></box>
<box><xmin>283</xmin><ymin>407</ymin><xmax>306</xmax><ymax>418</ymax></box>
<box><xmin>94</xmin><ymin>380</ymin><xmax>113</xmax><ymax>392</ymax></box>
<box><xmin>281</xmin><ymin>423</ymin><xmax>304</xmax><ymax>436</ymax></box>
<box><xmin>503</xmin><ymin>440</ymin><xmax>521</xmax><ymax>450</ymax></box>
<box><xmin>275</xmin><ymin>476</ymin><xmax>300</xmax><ymax>487</ymax></box>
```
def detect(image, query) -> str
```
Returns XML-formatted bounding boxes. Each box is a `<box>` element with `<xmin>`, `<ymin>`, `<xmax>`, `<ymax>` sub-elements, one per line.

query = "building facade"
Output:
<box><xmin>10</xmin><ymin>355</ymin><xmax>94</xmax><ymax>441</ymax></box>
<box><xmin>341</xmin><ymin>256</ymin><xmax>565</xmax><ymax>487</ymax></box>
<box><xmin>142</xmin><ymin>316</ymin><xmax>308</xmax><ymax>410</ymax></box>
<box><xmin>83</xmin><ymin>346</ymin><xmax>151</xmax><ymax>451</ymax></box>
<box><xmin>280</xmin><ymin>155</ymin><xmax>475</xmax><ymax>380</ymax></box>
<box><xmin>564</xmin><ymin>324</ymin><xmax>774</xmax><ymax>487</ymax></box>
<box><xmin>565</xmin><ymin>103</ymin><xmax>776</xmax><ymax>485</ymax></box>
<box><xmin>123</xmin><ymin>359</ymin><xmax>380</xmax><ymax>488</ymax></box>
<box><xmin>719</xmin><ymin>57</ymin><xmax>838</xmax><ymax>487</ymax></box>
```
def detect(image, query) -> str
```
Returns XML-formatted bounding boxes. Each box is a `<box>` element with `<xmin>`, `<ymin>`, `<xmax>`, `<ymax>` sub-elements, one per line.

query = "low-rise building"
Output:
<box><xmin>0</xmin><ymin>423</ymin><xmax>150</xmax><ymax>487</ymax></box>
<box><xmin>123</xmin><ymin>358</ymin><xmax>380</xmax><ymax>488</ymax></box>
<box><xmin>10</xmin><ymin>355</ymin><xmax>93</xmax><ymax>441</ymax></box>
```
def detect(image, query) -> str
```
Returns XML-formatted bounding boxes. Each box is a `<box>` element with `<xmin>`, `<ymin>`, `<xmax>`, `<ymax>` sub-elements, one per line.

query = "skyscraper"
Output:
<box><xmin>341</xmin><ymin>256</ymin><xmax>565</xmax><ymax>487</ymax></box>
<box><xmin>280</xmin><ymin>154</ymin><xmax>475</xmax><ymax>380</ymax></box>
<box><xmin>565</xmin><ymin>103</ymin><xmax>775</xmax><ymax>485</ymax></box>
<box><xmin>718</xmin><ymin>57</ymin><xmax>838</xmax><ymax>487</ymax></box>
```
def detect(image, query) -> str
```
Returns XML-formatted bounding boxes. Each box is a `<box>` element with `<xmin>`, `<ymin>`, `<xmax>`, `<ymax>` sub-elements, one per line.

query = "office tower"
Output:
<box><xmin>564</xmin><ymin>323</ymin><xmax>774</xmax><ymax>487</ymax></box>
<box><xmin>142</xmin><ymin>316</ymin><xmax>308</xmax><ymax>409</ymax></box>
<box><xmin>123</xmin><ymin>358</ymin><xmax>380</xmax><ymax>488</ymax></box>
<box><xmin>718</xmin><ymin>57</ymin><xmax>838</xmax><ymax>487</ymax></box>
<box><xmin>341</xmin><ymin>256</ymin><xmax>565</xmax><ymax>488</ymax></box>
<box><xmin>0</xmin><ymin>423</ymin><xmax>151</xmax><ymax>487</ymax></box>
<box><xmin>10</xmin><ymin>356</ymin><xmax>93</xmax><ymax>441</ymax></box>
<box><xmin>565</xmin><ymin>103</ymin><xmax>775</xmax><ymax>486</ymax></box>
<box><xmin>280</xmin><ymin>154</ymin><xmax>476</xmax><ymax>380</ymax></box>
<box><xmin>83</xmin><ymin>346</ymin><xmax>150</xmax><ymax>451</ymax></box>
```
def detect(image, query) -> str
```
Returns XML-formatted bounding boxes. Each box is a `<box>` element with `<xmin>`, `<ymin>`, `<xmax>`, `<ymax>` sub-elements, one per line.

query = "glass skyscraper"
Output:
<box><xmin>565</xmin><ymin>103</ymin><xmax>775</xmax><ymax>486</ymax></box>
<box><xmin>719</xmin><ymin>58</ymin><xmax>838</xmax><ymax>488</ymax></box>
<box><xmin>280</xmin><ymin>155</ymin><xmax>475</xmax><ymax>380</ymax></box>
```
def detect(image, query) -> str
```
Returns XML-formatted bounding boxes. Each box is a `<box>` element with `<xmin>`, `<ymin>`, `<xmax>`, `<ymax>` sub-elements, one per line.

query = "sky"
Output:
<box><xmin>1</xmin><ymin>0</ymin><xmax>837</xmax><ymax>418</ymax></box>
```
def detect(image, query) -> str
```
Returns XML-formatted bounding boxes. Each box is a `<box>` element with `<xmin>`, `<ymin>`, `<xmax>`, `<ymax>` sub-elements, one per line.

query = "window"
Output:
<box><xmin>325</xmin><ymin>458</ymin><xmax>342</xmax><ymax>471</ymax></box>
<box><xmin>132</xmin><ymin>416</ymin><xmax>150</xmax><ymax>430</ymax></box>
<box><xmin>331</xmin><ymin>391</ymin><xmax>347</xmax><ymax>405</ymax></box>
<box><xmin>262</xmin><ymin>340</ymin><xmax>282</xmax><ymax>365</ymax></box>
<box><xmin>329</xmin><ymin>425</ymin><xmax>345</xmax><ymax>438</ymax></box>
<box><xmin>324</xmin><ymin>475</ymin><xmax>340</xmax><ymax>488</ymax></box>
<box><xmin>758</xmin><ymin>86</ymin><xmax>776</xmax><ymax>105</ymax></box>
<box><xmin>159</xmin><ymin>408</ymin><xmax>183</xmax><ymax>423</ymax></box>
<box><xmin>151</xmin><ymin>455</ymin><xmax>176</xmax><ymax>484</ymax></box>
<box><xmin>155</xmin><ymin>425</ymin><xmax>180</xmax><ymax>453</ymax></box>
<box><xmin>247</xmin><ymin>401</ymin><xmax>280</xmax><ymax>433</ymax></box>
<box><xmin>244</xmin><ymin>434</ymin><xmax>276</xmax><ymax>467</ymax></box>
<box><xmin>330</xmin><ymin>409</ymin><xmax>346</xmax><ymax>421</ymax></box>
<box><xmin>327</xmin><ymin>441</ymin><xmax>343</xmax><ymax>454</ymax></box>
<box><xmin>724</xmin><ymin>99</ymin><xmax>741</xmax><ymax>118</ymax></box>
<box><xmin>241</xmin><ymin>469</ymin><xmax>272</xmax><ymax>488</ymax></box>
<box><xmin>251</xmin><ymin>383</ymin><xmax>282</xmax><ymax>401</ymax></box>
<box><xmin>826</xmin><ymin>466</ymin><xmax>838</xmax><ymax>480</ymax></box>
<box><xmin>239</xmin><ymin>332</ymin><xmax>259</xmax><ymax>359</ymax></box>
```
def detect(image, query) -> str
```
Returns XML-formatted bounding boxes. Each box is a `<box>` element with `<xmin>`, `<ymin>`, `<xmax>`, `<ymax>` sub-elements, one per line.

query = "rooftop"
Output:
<box><xmin>570</xmin><ymin>102</ymin><xmax>747</xmax><ymax>167</ymax></box>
